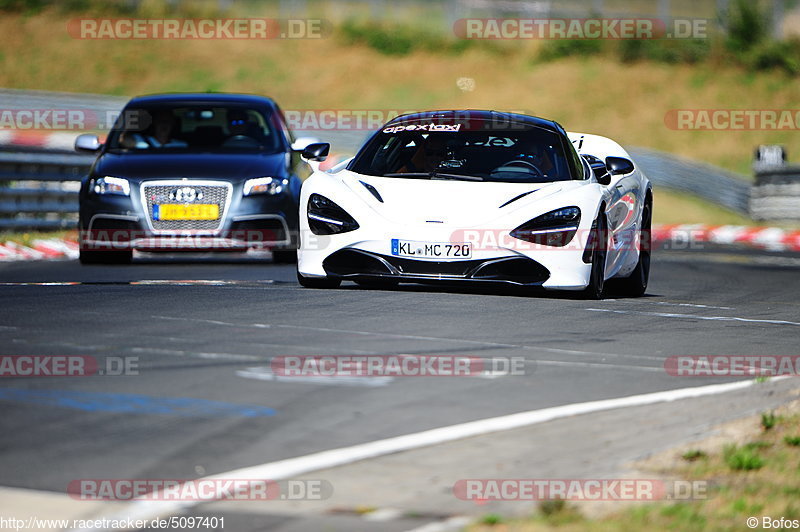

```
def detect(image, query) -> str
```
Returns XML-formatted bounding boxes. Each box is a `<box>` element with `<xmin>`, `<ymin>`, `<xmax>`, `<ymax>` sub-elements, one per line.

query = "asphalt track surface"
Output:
<box><xmin>0</xmin><ymin>246</ymin><xmax>799</xmax><ymax>531</ymax></box>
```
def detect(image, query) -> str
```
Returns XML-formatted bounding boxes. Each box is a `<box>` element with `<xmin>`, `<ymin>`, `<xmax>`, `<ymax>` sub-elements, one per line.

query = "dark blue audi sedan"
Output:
<box><xmin>75</xmin><ymin>93</ymin><xmax>323</xmax><ymax>264</ymax></box>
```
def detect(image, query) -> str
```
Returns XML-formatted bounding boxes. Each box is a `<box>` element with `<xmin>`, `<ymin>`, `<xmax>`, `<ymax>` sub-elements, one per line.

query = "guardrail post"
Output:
<box><xmin>750</xmin><ymin>144</ymin><xmax>800</xmax><ymax>221</ymax></box>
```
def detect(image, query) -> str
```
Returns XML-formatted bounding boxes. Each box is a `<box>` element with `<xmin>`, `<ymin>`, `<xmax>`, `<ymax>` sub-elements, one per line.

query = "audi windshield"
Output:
<box><xmin>105</xmin><ymin>105</ymin><xmax>283</xmax><ymax>154</ymax></box>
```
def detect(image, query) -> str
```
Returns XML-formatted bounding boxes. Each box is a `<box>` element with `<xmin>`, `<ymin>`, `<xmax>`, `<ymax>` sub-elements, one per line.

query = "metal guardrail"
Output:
<box><xmin>0</xmin><ymin>151</ymin><xmax>94</xmax><ymax>230</ymax></box>
<box><xmin>627</xmin><ymin>147</ymin><xmax>751</xmax><ymax>215</ymax></box>
<box><xmin>0</xmin><ymin>89</ymin><xmax>124</xmax><ymax>229</ymax></box>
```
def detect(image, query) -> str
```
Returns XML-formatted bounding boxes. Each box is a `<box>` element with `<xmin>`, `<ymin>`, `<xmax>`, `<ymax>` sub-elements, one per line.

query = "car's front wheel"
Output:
<box><xmin>610</xmin><ymin>201</ymin><xmax>651</xmax><ymax>297</ymax></box>
<box><xmin>582</xmin><ymin>214</ymin><xmax>607</xmax><ymax>300</ymax></box>
<box><xmin>297</xmin><ymin>270</ymin><xmax>341</xmax><ymax>289</ymax></box>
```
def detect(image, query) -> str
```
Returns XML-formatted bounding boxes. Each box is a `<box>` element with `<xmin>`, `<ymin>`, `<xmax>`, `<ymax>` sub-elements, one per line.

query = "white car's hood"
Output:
<box><xmin>339</xmin><ymin>171</ymin><xmax>571</xmax><ymax>226</ymax></box>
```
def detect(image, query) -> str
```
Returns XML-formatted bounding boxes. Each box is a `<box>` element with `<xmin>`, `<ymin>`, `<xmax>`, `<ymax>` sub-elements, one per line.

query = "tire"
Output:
<box><xmin>79</xmin><ymin>249</ymin><xmax>133</xmax><ymax>265</ymax></box>
<box><xmin>611</xmin><ymin>202</ymin><xmax>651</xmax><ymax>297</ymax></box>
<box><xmin>582</xmin><ymin>215</ymin><xmax>607</xmax><ymax>300</ymax></box>
<box><xmin>296</xmin><ymin>269</ymin><xmax>341</xmax><ymax>289</ymax></box>
<box><xmin>272</xmin><ymin>249</ymin><xmax>297</xmax><ymax>264</ymax></box>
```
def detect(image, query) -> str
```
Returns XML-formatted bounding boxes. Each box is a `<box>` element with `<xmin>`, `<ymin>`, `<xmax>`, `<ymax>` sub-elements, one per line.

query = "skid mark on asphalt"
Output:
<box><xmin>585</xmin><ymin>308</ymin><xmax>800</xmax><ymax>327</ymax></box>
<box><xmin>153</xmin><ymin>315</ymin><xmax>666</xmax><ymax>362</ymax></box>
<box><xmin>0</xmin><ymin>388</ymin><xmax>275</xmax><ymax>417</ymax></box>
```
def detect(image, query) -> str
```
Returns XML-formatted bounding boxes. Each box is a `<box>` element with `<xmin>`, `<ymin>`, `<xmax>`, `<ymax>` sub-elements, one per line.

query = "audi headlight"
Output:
<box><xmin>510</xmin><ymin>206</ymin><xmax>581</xmax><ymax>247</ymax></box>
<box><xmin>307</xmin><ymin>193</ymin><xmax>359</xmax><ymax>235</ymax></box>
<box><xmin>92</xmin><ymin>176</ymin><xmax>130</xmax><ymax>196</ymax></box>
<box><xmin>244</xmin><ymin>177</ymin><xmax>288</xmax><ymax>196</ymax></box>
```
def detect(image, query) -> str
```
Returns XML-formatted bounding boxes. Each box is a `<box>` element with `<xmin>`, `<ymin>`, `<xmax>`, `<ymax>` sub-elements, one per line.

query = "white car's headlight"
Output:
<box><xmin>510</xmin><ymin>206</ymin><xmax>581</xmax><ymax>247</ymax></box>
<box><xmin>244</xmin><ymin>177</ymin><xmax>288</xmax><ymax>196</ymax></box>
<box><xmin>92</xmin><ymin>176</ymin><xmax>130</xmax><ymax>196</ymax></box>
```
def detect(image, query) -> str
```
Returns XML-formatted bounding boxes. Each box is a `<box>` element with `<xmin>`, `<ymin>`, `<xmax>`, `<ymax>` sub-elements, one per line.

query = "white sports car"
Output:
<box><xmin>296</xmin><ymin>111</ymin><xmax>652</xmax><ymax>299</ymax></box>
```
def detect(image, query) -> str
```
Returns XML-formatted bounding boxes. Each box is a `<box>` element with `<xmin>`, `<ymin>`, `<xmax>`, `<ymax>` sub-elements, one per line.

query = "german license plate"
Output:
<box><xmin>391</xmin><ymin>239</ymin><xmax>472</xmax><ymax>259</ymax></box>
<box><xmin>153</xmin><ymin>204</ymin><xmax>219</xmax><ymax>221</ymax></box>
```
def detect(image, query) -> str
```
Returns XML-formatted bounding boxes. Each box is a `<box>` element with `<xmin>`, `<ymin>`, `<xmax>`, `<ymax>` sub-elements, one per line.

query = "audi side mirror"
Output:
<box><xmin>75</xmin><ymin>134</ymin><xmax>102</xmax><ymax>153</ymax></box>
<box><xmin>292</xmin><ymin>136</ymin><xmax>322</xmax><ymax>152</ymax></box>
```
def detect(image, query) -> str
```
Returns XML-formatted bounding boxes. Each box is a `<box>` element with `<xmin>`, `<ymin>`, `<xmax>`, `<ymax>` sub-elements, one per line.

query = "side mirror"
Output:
<box><xmin>301</xmin><ymin>142</ymin><xmax>330</xmax><ymax>162</ymax></box>
<box><xmin>75</xmin><ymin>134</ymin><xmax>102</xmax><ymax>153</ymax></box>
<box><xmin>292</xmin><ymin>136</ymin><xmax>322</xmax><ymax>152</ymax></box>
<box><xmin>606</xmin><ymin>156</ymin><xmax>635</xmax><ymax>176</ymax></box>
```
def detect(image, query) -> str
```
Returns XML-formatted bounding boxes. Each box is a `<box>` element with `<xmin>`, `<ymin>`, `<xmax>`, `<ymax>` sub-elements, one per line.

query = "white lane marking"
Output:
<box><xmin>153</xmin><ymin>315</ymin><xmax>663</xmax><ymax>362</ymax></box>
<box><xmin>586</xmin><ymin>308</ymin><xmax>800</xmax><ymax>327</ymax></box>
<box><xmin>536</xmin><ymin>360</ymin><xmax>663</xmax><ymax>372</ymax></box>
<box><xmin>650</xmin><ymin>301</ymin><xmax>734</xmax><ymax>310</ymax></box>
<box><xmin>68</xmin><ymin>378</ymin><xmax>771</xmax><ymax>532</ymax></box>
<box><xmin>129</xmin><ymin>347</ymin><xmax>259</xmax><ymax>362</ymax></box>
<box><xmin>404</xmin><ymin>516</ymin><xmax>472</xmax><ymax>532</ymax></box>
<box><xmin>363</xmin><ymin>508</ymin><xmax>404</xmax><ymax>521</ymax></box>
<box><xmin>236</xmin><ymin>366</ymin><xmax>394</xmax><ymax>388</ymax></box>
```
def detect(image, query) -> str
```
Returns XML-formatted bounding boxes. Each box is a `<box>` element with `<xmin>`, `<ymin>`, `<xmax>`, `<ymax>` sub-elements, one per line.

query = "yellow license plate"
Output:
<box><xmin>155</xmin><ymin>204</ymin><xmax>219</xmax><ymax>221</ymax></box>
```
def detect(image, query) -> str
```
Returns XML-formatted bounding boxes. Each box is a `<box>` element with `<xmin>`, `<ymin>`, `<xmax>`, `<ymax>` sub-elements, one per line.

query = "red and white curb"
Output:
<box><xmin>652</xmin><ymin>224</ymin><xmax>800</xmax><ymax>252</ymax></box>
<box><xmin>0</xmin><ymin>239</ymin><xmax>78</xmax><ymax>262</ymax></box>
<box><xmin>0</xmin><ymin>130</ymin><xmax>83</xmax><ymax>152</ymax></box>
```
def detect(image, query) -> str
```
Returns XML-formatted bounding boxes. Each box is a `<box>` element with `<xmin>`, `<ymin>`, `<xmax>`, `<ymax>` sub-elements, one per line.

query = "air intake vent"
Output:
<box><xmin>360</xmin><ymin>180</ymin><xmax>383</xmax><ymax>203</ymax></box>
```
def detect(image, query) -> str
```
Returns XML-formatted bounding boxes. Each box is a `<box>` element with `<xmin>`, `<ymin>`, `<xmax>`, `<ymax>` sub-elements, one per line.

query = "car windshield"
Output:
<box><xmin>349</xmin><ymin>122</ymin><xmax>576</xmax><ymax>183</ymax></box>
<box><xmin>105</xmin><ymin>105</ymin><xmax>283</xmax><ymax>154</ymax></box>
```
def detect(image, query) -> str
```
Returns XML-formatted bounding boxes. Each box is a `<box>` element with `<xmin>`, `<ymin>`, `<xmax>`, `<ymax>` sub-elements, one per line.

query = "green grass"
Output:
<box><xmin>479</xmin><ymin>513</ymin><xmax>504</xmax><ymax>526</ymax></box>
<box><xmin>724</xmin><ymin>444</ymin><xmax>766</xmax><ymax>471</ymax></box>
<box><xmin>761</xmin><ymin>412</ymin><xmax>779</xmax><ymax>431</ymax></box>
<box><xmin>467</xmin><ymin>411</ymin><xmax>800</xmax><ymax>531</ymax></box>
<box><xmin>784</xmin><ymin>436</ymin><xmax>800</xmax><ymax>447</ymax></box>
<box><xmin>682</xmin><ymin>449</ymin><xmax>708</xmax><ymax>462</ymax></box>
